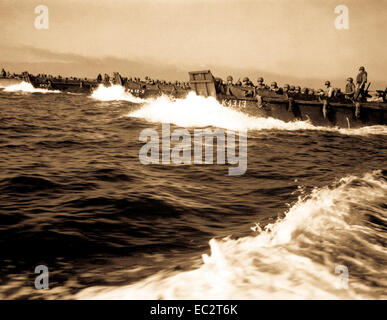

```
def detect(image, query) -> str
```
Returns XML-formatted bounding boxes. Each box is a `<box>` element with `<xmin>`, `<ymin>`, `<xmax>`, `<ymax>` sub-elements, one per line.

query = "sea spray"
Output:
<box><xmin>127</xmin><ymin>92</ymin><xmax>387</xmax><ymax>136</ymax></box>
<box><xmin>75</xmin><ymin>170</ymin><xmax>387</xmax><ymax>300</ymax></box>
<box><xmin>2</xmin><ymin>81</ymin><xmax>60</xmax><ymax>93</ymax></box>
<box><xmin>90</xmin><ymin>84</ymin><xmax>145</xmax><ymax>103</ymax></box>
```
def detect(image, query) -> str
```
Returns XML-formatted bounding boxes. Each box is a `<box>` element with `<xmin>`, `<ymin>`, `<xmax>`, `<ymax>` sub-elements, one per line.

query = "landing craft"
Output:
<box><xmin>189</xmin><ymin>70</ymin><xmax>387</xmax><ymax>129</ymax></box>
<box><xmin>19</xmin><ymin>71</ymin><xmax>190</xmax><ymax>98</ymax></box>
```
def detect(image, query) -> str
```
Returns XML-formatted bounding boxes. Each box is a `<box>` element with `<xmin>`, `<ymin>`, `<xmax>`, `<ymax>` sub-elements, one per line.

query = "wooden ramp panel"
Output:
<box><xmin>188</xmin><ymin>70</ymin><xmax>216</xmax><ymax>98</ymax></box>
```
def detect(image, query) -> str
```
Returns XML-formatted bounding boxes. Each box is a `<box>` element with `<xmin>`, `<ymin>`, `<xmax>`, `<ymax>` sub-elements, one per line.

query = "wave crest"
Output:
<box><xmin>75</xmin><ymin>170</ymin><xmax>387</xmax><ymax>300</ymax></box>
<box><xmin>127</xmin><ymin>92</ymin><xmax>387</xmax><ymax>135</ymax></box>
<box><xmin>90</xmin><ymin>84</ymin><xmax>145</xmax><ymax>103</ymax></box>
<box><xmin>2</xmin><ymin>81</ymin><xmax>60</xmax><ymax>93</ymax></box>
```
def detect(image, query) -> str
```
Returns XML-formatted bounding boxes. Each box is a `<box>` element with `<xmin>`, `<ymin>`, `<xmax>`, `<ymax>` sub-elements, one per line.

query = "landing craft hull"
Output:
<box><xmin>219</xmin><ymin>95</ymin><xmax>386</xmax><ymax>128</ymax></box>
<box><xmin>189</xmin><ymin>70</ymin><xmax>387</xmax><ymax>129</ymax></box>
<box><xmin>124</xmin><ymin>81</ymin><xmax>189</xmax><ymax>99</ymax></box>
<box><xmin>27</xmin><ymin>76</ymin><xmax>98</xmax><ymax>94</ymax></box>
<box><xmin>25</xmin><ymin>74</ymin><xmax>190</xmax><ymax>98</ymax></box>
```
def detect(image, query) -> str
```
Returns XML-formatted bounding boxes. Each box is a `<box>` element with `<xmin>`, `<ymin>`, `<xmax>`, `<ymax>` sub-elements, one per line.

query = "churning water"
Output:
<box><xmin>0</xmin><ymin>83</ymin><xmax>386</xmax><ymax>299</ymax></box>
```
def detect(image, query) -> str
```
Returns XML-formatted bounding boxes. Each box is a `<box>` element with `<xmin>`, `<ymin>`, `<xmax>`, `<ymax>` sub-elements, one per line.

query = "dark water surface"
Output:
<box><xmin>0</xmin><ymin>83</ymin><xmax>386</xmax><ymax>299</ymax></box>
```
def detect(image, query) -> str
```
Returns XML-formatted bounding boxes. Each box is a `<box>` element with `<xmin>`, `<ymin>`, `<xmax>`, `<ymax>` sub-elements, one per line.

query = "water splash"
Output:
<box><xmin>90</xmin><ymin>84</ymin><xmax>145</xmax><ymax>103</ymax></box>
<box><xmin>2</xmin><ymin>81</ymin><xmax>60</xmax><ymax>93</ymax></box>
<box><xmin>76</xmin><ymin>170</ymin><xmax>387</xmax><ymax>299</ymax></box>
<box><xmin>127</xmin><ymin>92</ymin><xmax>387</xmax><ymax>135</ymax></box>
<box><xmin>0</xmin><ymin>79</ymin><xmax>21</xmax><ymax>89</ymax></box>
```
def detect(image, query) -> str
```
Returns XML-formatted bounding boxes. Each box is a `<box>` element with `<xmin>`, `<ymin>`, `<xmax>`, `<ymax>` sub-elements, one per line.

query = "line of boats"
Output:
<box><xmin>0</xmin><ymin>69</ymin><xmax>386</xmax><ymax>128</ymax></box>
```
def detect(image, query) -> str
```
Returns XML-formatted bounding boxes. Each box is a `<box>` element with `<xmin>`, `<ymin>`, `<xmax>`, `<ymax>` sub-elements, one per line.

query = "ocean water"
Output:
<box><xmin>0</xmin><ymin>82</ymin><xmax>386</xmax><ymax>299</ymax></box>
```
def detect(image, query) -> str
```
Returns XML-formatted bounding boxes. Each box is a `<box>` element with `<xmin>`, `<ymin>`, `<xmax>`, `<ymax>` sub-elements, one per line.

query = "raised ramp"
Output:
<box><xmin>188</xmin><ymin>70</ymin><xmax>216</xmax><ymax>98</ymax></box>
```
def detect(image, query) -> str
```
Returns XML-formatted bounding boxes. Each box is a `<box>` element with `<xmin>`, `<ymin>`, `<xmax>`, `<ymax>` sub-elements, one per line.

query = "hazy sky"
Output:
<box><xmin>1</xmin><ymin>0</ymin><xmax>386</xmax><ymax>87</ymax></box>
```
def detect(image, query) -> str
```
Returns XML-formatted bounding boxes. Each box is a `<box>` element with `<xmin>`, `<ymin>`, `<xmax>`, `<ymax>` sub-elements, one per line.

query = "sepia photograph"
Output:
<box><xmin>0</xmin><ymin>0</ymin><xmax>386</xmax><ymax>308</ymax></box>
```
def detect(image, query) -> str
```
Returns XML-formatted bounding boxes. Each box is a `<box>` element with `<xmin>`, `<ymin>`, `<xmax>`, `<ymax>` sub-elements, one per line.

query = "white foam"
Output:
<box><xmin>2</xmin><ymin>81</ymin><xmax>60</xmax><ymax>93</ymax></box>
<box><xmin>127</xmin><ymin>92</ymin><xmax>387</xmax><ymax>135</ymax></box>
<box><xmin>90</xmin><ymin>84</ymin><xmax>145</xmax><ymax>103</ymax></box>
<box><xmin>76</xmin><ymin>170</ymin><xmax>387</xmax><ymax>300</ymax></box>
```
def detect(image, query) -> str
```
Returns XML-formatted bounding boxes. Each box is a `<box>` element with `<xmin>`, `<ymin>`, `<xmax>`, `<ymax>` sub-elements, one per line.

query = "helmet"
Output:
<box><xmin>271</xmin><ymin>81</ymin><xmax>277</xmax><ymax>86</ymax></box>
<box><xmin>359</xmin><ymin>66</ymin><xmax>365</xmax><ymax>71</ymax></box>
<box><xmin>236</xmin><ymin>80</ymin><xmax>242</xmax><ymax>85</ymax></box>
<box><xmin>227</xmin><ymin>76</ymin><xmax>233</xmax><ymax>81</ymax></box>
<box><xmin>290</xmin><ymin>85</ymin><xmax>295</xmax><ymax>90</ymax></box>
<box><xmin>257</xmin><ymin>77</ymin><xmax>264</xmax><ymax>82</ymax></box>
<box><xmin>325</xmin><ymin>80</ymin><xmax>330</xmax><ymax>85</ymax></box>
<box><xmin>243</xmin><ymin>77</ymin><xmax>249</xmax><ymax>82</ymax></box>
<box><xmin>347</xmin><ymin>77</ymin><xmax>353</xmax><ymax>81</ymax></box>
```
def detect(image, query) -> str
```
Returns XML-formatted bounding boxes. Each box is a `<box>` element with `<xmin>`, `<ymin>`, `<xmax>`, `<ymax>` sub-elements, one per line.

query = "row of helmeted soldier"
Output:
<box><xmin>220</xmin><ymin>66</ymin><xmax>385</xmax><ymax>102</ymax></box>
<box><xmin>96</xmin><ymin>73</ymin><xmax>191</xmax><ymax>90</ymax></box>
<box><xmin>1</xmin><ymin>69</ymin><xmax>92</xmax><ymax>82</ymax></box>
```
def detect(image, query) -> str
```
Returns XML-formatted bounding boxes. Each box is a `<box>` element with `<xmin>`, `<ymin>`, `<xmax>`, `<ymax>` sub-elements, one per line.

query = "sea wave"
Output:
<box><xmin>2</xmin><ymin>81</ymin><xmax>61</xmax><ymax>93</ymax></box>
<box><xmin>127</xmin><ymin>92</ymin><xmax>387</xmax><ymax>136</ymax></box>
<box><xmin>90</xmin><ymin>84</ymin><xmax>145</xmax><ymax>103</ymax></box>
<box><xmin>76</xmin><ymin>170</ymin><xmax>387</xmax><ymax>299</ymax></box>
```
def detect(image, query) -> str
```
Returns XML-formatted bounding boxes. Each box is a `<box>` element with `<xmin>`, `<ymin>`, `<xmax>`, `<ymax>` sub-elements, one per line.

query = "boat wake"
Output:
<box><xmin>90</xmin><ymin>84</ymin><xmax>145</xmax><ymax>103</ymax></box>
<box><xmin>76</xmin><ymin>170</ymin><xmax>387</xmax><ymax>299</ymax></box>
<box><xmin>127</xmin><ymin>92</ymin><xmax>387</xmax><ymax>136</ymax></box>
<box><xmin>1</xmin><ymin>81</ymin><xmax>61</xmax><ymax>93</ymax></box>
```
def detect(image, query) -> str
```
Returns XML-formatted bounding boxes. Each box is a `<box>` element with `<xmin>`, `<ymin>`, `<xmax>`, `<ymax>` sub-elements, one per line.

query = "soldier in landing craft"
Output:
<box><xmin>242</xmin><ymin>77</ymin><xmax>254</xmax><ymax>87</ymax></box>
<box><xmin>270</xmin><ymin>82</ymin><xmax>283</xmax><ymax>94</ymax></box>
<box><xmin>242</xmin><ymin>77</ymin><xmax>255</xmax><ymax>97</ymax></box>
<box><xmin>225</xmin><ymin>76</ymin><xmax>234</xmax><ymax>95</ymax></box>
<box><xmin>215</xmin><ymin>77</ymin><xmax>226</xmax><ymax>95</ymax></box>
<box><xmin>345</xmin><ymin>77</ymin><xmax>356</xmax><ymax>99</ymax></box>
<box><xmin>256</xmin><ymin>77</ymin><xmax>266</xmax><ymax>89</ymax></box>
<box><xmin>103</xmin><ymin>73</ymin><xmax>110</xmax><ymax>85</ymax></box>
<box><xmin>319</xmin><ymin>81</ymin><xmax>334</xmax><ymax>119</ymax></box>
<box><xmin>323</xmin><ymin>81</ymin><xmax>334</xmax><ymax>98</ymax></box>
<box><xmin>355</xmin><ymin>66</ymin><xmax>368</xmax><ymax>100</ymax></box>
